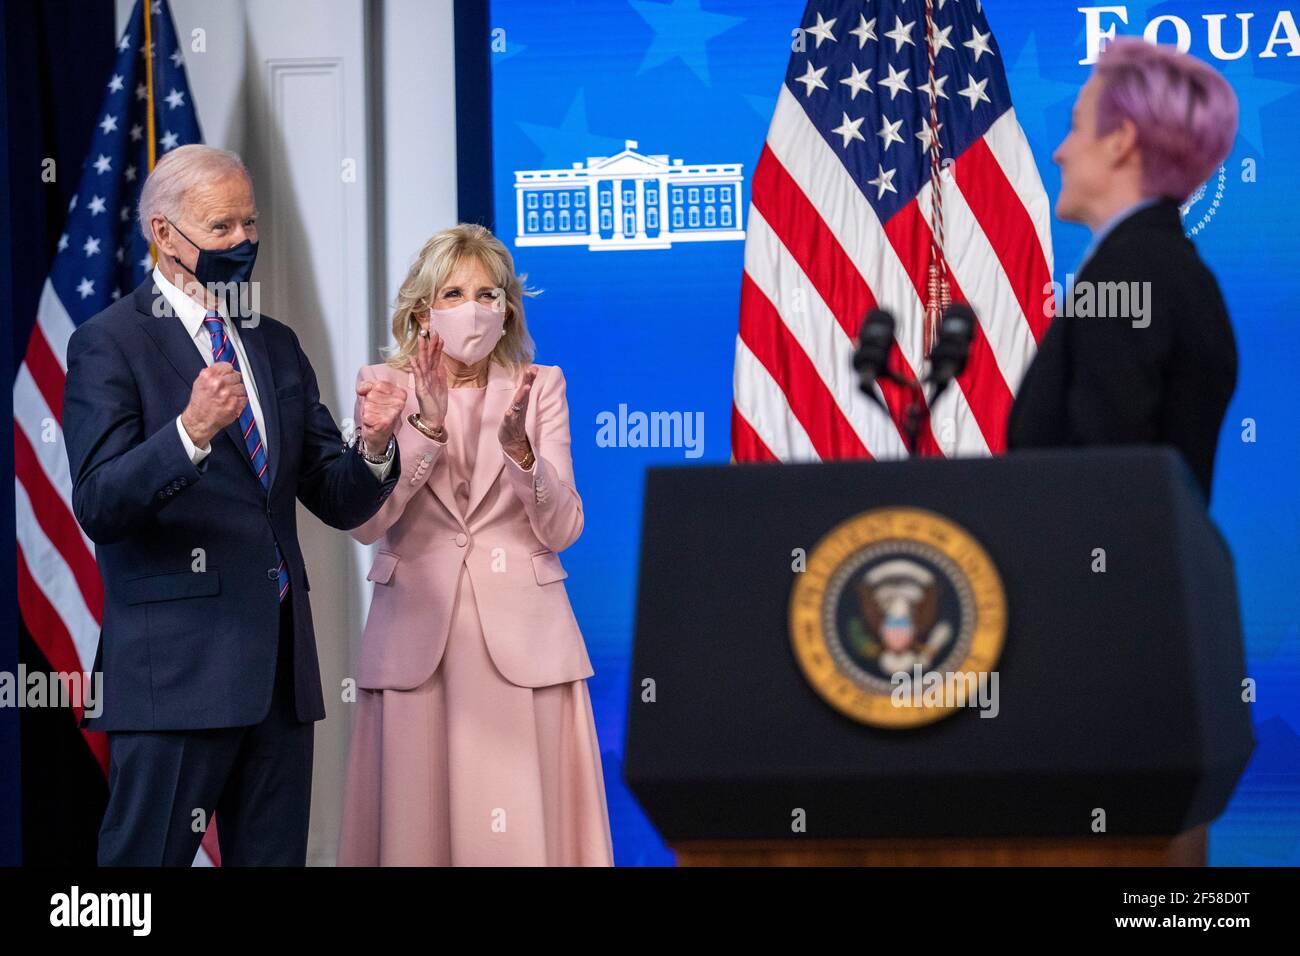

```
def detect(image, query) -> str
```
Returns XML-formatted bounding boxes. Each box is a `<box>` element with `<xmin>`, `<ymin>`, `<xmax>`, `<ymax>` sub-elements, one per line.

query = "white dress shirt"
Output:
<box><xmin>155</xmin><ymin>266</ymin><xmax>392</xmax><ymax>480</ymax></box>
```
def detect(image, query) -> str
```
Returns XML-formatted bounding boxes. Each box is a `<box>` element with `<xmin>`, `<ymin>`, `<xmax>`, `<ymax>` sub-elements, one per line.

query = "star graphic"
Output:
<box><xmin>794</xmin><ymin>61</ymin><xmax>829</xmax><ymax>97</ymax></box>
<box><xmin>877</xmin><ymin>115</ymin><xmax>905</xmax><ymax>151</ymax></box>
<box><xmin>160</xmin><ymin>130</ymin><xmax>180</xmax><ymax>150</ymax></box>
<box><xmin>68</xmin><ymin>194</ymin><xmax>77</xmax><ymax>212</ymax></box>
<box><xmin>130</xmin><ymin>124</ymin><xmax>143</xmax><ymax>142</ymax></box>
<box><xmin>849</xmin><ymin>14</ymin><xmax>876</xmax><ymax>49</ymax></box>
<box><xmin>165</xmin><ymin>88</ymin><xmax>186</xmax><ymax>109</ymax></box>
<box><xmin>805</xmin><ymin>12</ymin><xmax>837</xmax><ymax>48</ymax></box>
<box><xmin>120</xmin><ymin>206</ymin><xmax>130</xmax><ymax>222</ymax></box>
<box><xmin>83</xmin><ymin>237</ymin><xmax>101</xmax><ymax>257</ymax></box>
<box><xmin>1005</xmin><ymin>31</ymin><xmax>1078</xmax><ymax>155</ymax></box>
<box><xmin>884</xmin><ymin>15</ymin><xmax>915</xmax><ymax>53</ymax></box>
<box><xmin>170</xmin><ymin>49</ymin><xmax>183</xmax><ymax>67</ymax></box>
<box><xmin>917</xmin><ymin>121</ymin><xmax>944</xmax><ymax>154</ymax></box>
<box><xmin>77</xmin><ymin>277</ymin><xmax>95</xmax><ymax>299</ymax></box>
<box><xmin>491</xmin><ymin>38</ymin><xmax>529</xmax><ymax>63</ymax></box>
<box><xmin>87</xmin><ymin>195</ymin><xmax>107</xmax><ymax>216</ymax></box>
<box><xmin>958</xmin><ymin>74</ymin><xmax>991</xmax><ymax>110</ymax></box>
<box><xmin>1216</xmin><ymin>55</ymin><xmax>1300</xmax><ymax>157</ymax></box>
<box><xmin>107</xmin><ymin>74</ymin><xmax>124</xmax><ymax>93</ymax></box>
<box><xmin>918</xmin><ymin>74</ymin><xmax>949</xmax><ymax>102</ymax></box>
<box><xmin>138</xmin><ymin>254</ymin><xmax>152</xmax><ymax>271</ymax></box>
<box><xmin>136</xmin><ymin>83</ymin><xmax>147</xmax><ymax>101</ymax></box>
<box><xmin>629</xmin><ymin>0</ymin><xmax>744</xmax><ymax>87</ymax></box>
<box><xmin>929</xmin><ymin>24</ymin><xmax>954</xmax><ymax>56</ymax></box>
<box><xmin>831</xmin><ymin>111</ymin><xmax>866</xmax><ymax>147</ymax></box>
<box><xmin>99</xmin><ymin>114</ymin><xmax>118</xmax><ymax>135</ymax></box>
<box><xmin>742</xmin><ymin>92</ymin><xmax>777</xmax><ymax>120</ymax></box>
<box><xmin>57</xmin><ymin>234</ymin><xmax>69</xmax><ymax>252</ymax></box>
<box><xmin>116</xmin><ymin>246</ymin><xmax>125</xmax><ymax>263</ymax></box>
<box><xmin>516</xmin><ymin>89</ymin><xmax>625</xmax><ymax>169</ymax></box>
<box><xmin>125</xmin><ymin>165</ymin><xmax>138</xmax><ymax>182</ymax></box>
<box><xmin>93</xmin><ymin>154</ymin><xmax>112</xmax><ymax>174</ymax></box>
<box><xmin>111</xmin><ymin>289</ymin><xmax>122</xmax><ymax>300</ymax></box>
<box><xmin>879</xmin><ymin>63</ymin><xmax>911</xmax><ymax>101</ymax></box>
<box><xmin>840</xmin><ymin>63</ymin><xmax>873</xmax><ymax>100</ymax></box>
<box><xmin>867</xmin><ymin>164</ymin><xmax>897</xmax><ymax>199</ymax></box>
<box><xmin>117</xmin><ymin>34</ymin><xmax>130</xmax><ymax>53</ymax></box>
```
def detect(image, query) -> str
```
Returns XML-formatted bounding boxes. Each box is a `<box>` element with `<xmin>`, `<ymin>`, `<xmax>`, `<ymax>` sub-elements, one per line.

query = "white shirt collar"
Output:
<box><xmin>152</xmin><ymin>265</ymin><xmax>227</xmax><ymax>340</ymax></box>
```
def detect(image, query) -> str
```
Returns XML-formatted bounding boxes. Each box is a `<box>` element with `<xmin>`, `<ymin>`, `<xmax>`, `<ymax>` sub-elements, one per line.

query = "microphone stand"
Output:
<box><xmin>897</xmin><ymin>375</ymin><xmax>927</xmax><ymax>458</ymax></box>
<box><xmin>870</xmin><ymin>371</ymin><xmax>953</xmax><ymax>458</ymax></box>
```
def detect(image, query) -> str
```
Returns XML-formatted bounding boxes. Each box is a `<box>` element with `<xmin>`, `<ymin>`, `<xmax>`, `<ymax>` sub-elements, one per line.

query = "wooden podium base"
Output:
<box><xmin>672</xmin><ymin>825</ymin><xmax>1208</xmax><ymax>866</ymax></box>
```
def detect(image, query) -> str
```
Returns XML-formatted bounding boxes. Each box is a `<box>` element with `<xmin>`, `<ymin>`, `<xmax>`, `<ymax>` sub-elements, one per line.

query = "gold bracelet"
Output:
<box><xmin>408</xmin><ymin>413</ymin><xmax>445</xmax><ymax>442</ymax></box>
<box><xmin>515</xmin><ymin>447</ymin><xmax>535</xmax><ymax>470</ymax></box>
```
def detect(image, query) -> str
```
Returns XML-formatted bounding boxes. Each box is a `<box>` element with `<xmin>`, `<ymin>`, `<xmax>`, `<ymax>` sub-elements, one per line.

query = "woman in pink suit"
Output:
<box><xmin>336</xmin><ymin>224</ymin><xmax>613</xmax><ymax>866</ymax></box>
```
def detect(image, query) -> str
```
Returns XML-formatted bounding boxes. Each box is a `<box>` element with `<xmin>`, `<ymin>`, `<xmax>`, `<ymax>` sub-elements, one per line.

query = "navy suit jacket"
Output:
<box><xmin>64</xmin><ymin>278</ymin><xmax>399</xmax><ymax>731</ymax></box>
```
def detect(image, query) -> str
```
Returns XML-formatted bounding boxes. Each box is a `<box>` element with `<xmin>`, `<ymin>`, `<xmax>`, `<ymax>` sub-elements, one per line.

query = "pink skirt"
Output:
<box><xmin>336</xmin><ymin>567</ymin><xmax>614</xmax><ymax>866</ymax></box>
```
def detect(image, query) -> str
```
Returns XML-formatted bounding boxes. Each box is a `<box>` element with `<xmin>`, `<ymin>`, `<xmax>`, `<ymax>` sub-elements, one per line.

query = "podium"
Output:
<box><xmin>623</xmin><ymin>448</ymin><xmax>1254</xmax><ymax>866</ymax></box>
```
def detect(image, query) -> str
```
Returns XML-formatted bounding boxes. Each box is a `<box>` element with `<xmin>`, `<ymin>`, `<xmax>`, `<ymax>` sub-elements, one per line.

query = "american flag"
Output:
<box><xmin>732</xmin><ymin>0</ymin><xmax>1053</xmax><ymax>461</ymax></box>
<box><xmin>11</xmin><ymin>0</ymin><xmax>218</xmax><ymax>864</ymax></box>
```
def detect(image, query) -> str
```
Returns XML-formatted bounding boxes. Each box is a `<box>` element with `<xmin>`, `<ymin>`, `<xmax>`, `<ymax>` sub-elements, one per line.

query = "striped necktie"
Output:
<box><xmin>203</xmin><ymin>311</ymin><xmax>289</xmax><ymax>602</ymax></box>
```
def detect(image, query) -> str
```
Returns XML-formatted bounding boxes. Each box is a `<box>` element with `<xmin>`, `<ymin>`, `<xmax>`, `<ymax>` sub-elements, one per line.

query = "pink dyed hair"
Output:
<box><xmin>1093</xmin><ymin>37</ymin><xmax>1238</xmax><ymax>202</ymax></box>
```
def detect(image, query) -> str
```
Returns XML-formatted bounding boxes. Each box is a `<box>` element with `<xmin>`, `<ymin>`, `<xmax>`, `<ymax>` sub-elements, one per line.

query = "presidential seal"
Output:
<box><xmin>789</xmin><ymin>508</ymin><xmax>1006</xmax><ymax>728</ymax></box>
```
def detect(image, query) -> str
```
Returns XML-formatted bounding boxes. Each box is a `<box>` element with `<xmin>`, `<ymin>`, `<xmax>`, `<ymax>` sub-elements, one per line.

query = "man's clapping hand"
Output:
<box><xmin>180</xmin><ymin>362</ymin><xmax>246</xmax><ymax>448</ymax></box>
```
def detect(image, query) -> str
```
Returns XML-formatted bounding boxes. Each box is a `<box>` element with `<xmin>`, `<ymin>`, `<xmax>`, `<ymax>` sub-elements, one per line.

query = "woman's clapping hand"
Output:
<box><xmin>413</xmin><ymin>315</ymin><xmax>449</xmax><ymax>428</ymax></box>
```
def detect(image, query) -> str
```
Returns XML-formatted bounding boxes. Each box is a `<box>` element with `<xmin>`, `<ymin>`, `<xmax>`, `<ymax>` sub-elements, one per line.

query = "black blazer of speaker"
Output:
<box><xmin>1007</xmin><ymin>199</ymin><xmax>1237</xmax><ymax>502</ymax></box>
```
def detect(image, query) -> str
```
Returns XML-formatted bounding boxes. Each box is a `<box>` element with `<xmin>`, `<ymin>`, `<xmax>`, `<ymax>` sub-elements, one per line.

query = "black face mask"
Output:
<box><xmin>166</xmin><ymin>218</ymin><xmax>259</xmax><ymax>287</ymax></box>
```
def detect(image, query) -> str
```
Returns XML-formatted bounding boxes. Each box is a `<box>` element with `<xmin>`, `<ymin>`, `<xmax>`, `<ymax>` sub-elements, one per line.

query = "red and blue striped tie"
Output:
<box><xmin>204</xmin><ymin>311</ymin><xmax>289</xmax><ymax>602</ymax></box>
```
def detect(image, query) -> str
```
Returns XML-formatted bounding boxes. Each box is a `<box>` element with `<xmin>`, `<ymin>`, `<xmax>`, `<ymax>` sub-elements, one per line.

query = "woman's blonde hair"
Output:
<box><xmin>385</xmin><ymin>223</ymin><xmax>537</xmax><ymax>370</ymax></box>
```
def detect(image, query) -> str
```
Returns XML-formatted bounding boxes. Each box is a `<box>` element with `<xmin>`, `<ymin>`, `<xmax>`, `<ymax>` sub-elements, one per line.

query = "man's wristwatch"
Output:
<box><xmin>408</xmin><ymin>413</ymin><xmax>446</xmax><ymax>442</ymax></box>
<box><xmin>355</xmin><ymin>433</ymin><xmax>395</xmax><ymax>464</ymax></box>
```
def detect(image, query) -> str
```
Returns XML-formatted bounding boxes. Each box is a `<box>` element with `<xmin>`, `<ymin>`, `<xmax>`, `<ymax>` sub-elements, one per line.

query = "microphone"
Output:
<box><xmin>927</xmin><ymin>303</ymin><xmax>975</xmax><ymax>389</ymax></box>
<box><xmin>853</xmin><ymin>308</ymin><xmax>895</xmax><ymax>399</ymax></box>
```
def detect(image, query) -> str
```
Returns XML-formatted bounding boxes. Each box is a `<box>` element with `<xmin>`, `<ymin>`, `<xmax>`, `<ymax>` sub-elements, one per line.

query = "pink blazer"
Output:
<box><xmin>349</xmin><ymin>359</ymin><xmax>592</xmax><ymax>690</ymax></box>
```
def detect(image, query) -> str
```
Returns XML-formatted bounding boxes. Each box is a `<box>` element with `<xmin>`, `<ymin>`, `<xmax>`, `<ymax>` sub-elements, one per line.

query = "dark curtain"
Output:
<box><xmin>2</xmin><ymin>0</ymin><xmax>118</xmax><ymax>867</ymax></box>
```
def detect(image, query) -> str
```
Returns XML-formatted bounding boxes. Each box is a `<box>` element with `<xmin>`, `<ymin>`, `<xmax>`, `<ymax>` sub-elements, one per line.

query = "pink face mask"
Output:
<box><xmin>425</xmin><ymin>300</ymin><xmax>505</xmax><ymax>364</ymax></box>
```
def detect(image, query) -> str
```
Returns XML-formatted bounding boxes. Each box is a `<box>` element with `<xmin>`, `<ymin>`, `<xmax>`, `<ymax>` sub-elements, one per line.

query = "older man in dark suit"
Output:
<box><xmin>1008</xmin><ymin>38</ymin><xmax>1239</xmax><ymax>502</ymax></box>
<box><xmin>63</xmin><ymin>144</ymin><xmax>409</xmax><ymax>865</ymax></box>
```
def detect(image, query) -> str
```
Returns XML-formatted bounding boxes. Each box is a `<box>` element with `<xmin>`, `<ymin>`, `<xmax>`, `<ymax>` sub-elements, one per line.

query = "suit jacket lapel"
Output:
<box><xmin>133</xmin><ymin>280</ymin><xmax>206</xmax><ymax>391</ymax></box>
<box><xmin>407</xmin><ymin>370</ymin><xmax>466</xmax><ymax>528</ymax></box>
<box><xmin>464</xmin><ymin>362</ymin><xmax>522</xmax><ymax>521</ymax></box>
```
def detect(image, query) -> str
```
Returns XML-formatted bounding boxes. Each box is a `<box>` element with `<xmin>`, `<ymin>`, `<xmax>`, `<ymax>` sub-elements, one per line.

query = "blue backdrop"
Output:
<box><xmin>486</xmin><ymin>0</ymin><xmax>1300</xmax><ymax>865</ymax></box>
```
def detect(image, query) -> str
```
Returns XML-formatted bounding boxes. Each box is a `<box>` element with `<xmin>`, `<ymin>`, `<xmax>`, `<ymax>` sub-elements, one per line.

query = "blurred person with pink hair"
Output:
<box><xmin>1008</xmin><ymin>37</ymin><xmax>1239</xmax><ymax>501</ymax></box>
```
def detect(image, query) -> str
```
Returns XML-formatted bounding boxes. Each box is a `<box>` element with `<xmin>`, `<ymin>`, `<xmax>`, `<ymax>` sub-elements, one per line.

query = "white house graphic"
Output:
<box><xmin>514</xmin><ymin>140</ymin><xmax>745</xmax><ymax>251</ymax></box>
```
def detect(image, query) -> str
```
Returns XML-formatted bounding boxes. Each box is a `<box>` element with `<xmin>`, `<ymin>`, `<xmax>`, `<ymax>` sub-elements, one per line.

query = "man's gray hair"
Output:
<box><xmin>137</xmin><ymin>144</ymin><xmax>250</xmax><ymax>244</ymax></box>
